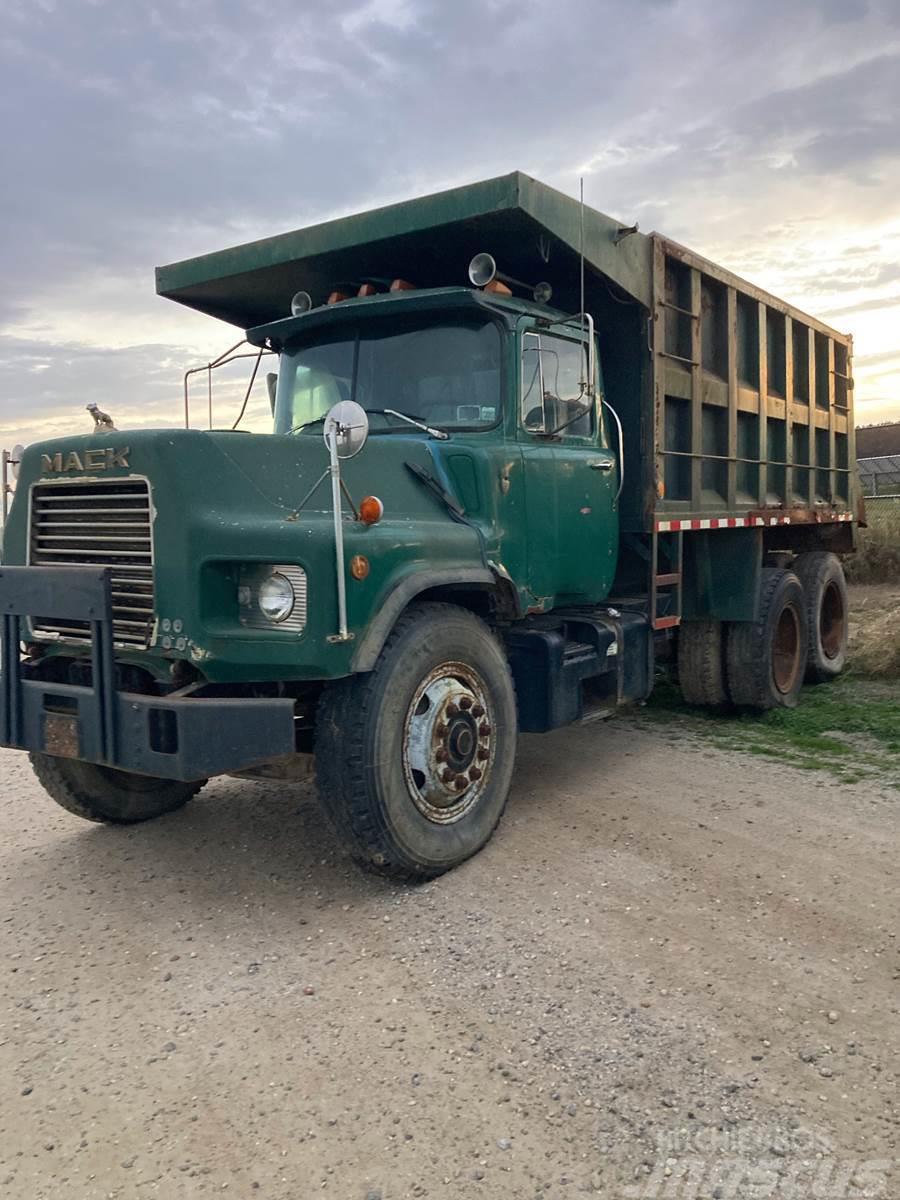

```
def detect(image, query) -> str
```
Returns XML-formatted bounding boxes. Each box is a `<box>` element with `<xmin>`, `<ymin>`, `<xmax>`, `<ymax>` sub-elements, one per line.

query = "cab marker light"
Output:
<box><xmin>359</xmin><ymin>495</ymin><xmax>384</xmax><ymax>525</ymax></box>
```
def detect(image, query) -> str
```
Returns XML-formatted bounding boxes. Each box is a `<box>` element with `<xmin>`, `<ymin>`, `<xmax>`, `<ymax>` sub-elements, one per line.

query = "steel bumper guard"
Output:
<box><xmin>0</xmin><ymin>566</ymin><xmax>296</xmax><ymax>781</ymax></box>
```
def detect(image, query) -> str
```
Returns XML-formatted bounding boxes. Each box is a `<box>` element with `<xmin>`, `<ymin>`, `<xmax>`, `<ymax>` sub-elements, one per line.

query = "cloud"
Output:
<box><xmin>857</xmin><ymin>349</ymin><xmax>900</xmax><ymax>369</ymax></box>
<box><xmin>822</xmin><ymin>294</ymin><xmax>900</xmax><ymax>319</ymax></box>
<box><xmin>0</xmin><ymin>334</ymin><xmax>273</xmax><ymax>445</ymax></box>
<box><xmin>1</xmin><ymin>0</ymin><xmax>899</xmax><ymax>443</ymax></box>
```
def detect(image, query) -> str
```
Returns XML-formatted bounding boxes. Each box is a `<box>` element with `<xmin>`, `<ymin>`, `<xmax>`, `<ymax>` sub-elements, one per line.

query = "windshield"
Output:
<box><xmin>273</xmin><ymin>318</ymin><xmax>501</xmax><ymax>435</ymax></box>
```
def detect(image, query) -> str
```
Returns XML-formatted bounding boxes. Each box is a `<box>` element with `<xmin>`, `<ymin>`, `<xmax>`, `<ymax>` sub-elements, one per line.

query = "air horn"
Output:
<box><xmin>468</xmin><ymin>253</ymin><xmax>553</xmax><ymax>305</ymax></box>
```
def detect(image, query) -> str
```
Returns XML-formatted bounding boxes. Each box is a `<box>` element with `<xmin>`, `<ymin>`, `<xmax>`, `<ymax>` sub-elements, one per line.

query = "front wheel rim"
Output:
<box><xmin>402</xmin><ymin>661</ymin><xmax>495</xmax><ymax>824</ymax></box>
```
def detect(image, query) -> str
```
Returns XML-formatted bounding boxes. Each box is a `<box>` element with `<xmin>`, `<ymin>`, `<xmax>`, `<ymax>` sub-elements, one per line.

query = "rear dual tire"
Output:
<box><xmin>678</xmin><ymin>568</ymin><xmax>809</xmax><ymax>711</ymax></box>
<box><xmin>677</xmin><ymin>620</ymin><xmax>730</xmax><ymax>708</ymax></box>
<box><xmin>725</xmin><ymin>568</ymin><xmax>807</xmax><ymax>710</ymax></box>
<box><xmin>681</xmin><ymin>554</ymin><xmax>849</xmax><ymax>710</ymax></box>
<box><xmin>792</xmin><ymin>551</ymin><xmax>849</xmax><ymax>683</ymax></box>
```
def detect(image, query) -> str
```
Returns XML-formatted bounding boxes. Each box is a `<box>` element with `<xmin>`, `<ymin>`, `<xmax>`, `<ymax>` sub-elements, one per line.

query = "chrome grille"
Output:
<box><xmin>29</xmin><ymin>478</ymin><xmax>155</xmax><ymax>648</ymax></box>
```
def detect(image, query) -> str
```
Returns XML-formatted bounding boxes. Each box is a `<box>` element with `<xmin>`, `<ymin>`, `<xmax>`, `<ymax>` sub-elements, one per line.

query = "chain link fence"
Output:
<box><xmin>858</xmin><ymin>453</ymin><xmax>900</xmax><ymax>497</ymax></box>
<box><xmin>848</xmin><ymin>493</ymin><xmax>900</xmax><ymax>583</ymax></box>
<box><xmin>864</xmin><ymin>494</ymin><xmax>900</xmax><ymax>531</ymax></box>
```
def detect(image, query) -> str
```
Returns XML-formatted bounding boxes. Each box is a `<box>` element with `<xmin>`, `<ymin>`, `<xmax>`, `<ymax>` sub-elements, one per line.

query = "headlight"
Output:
<box><xmin>258</xmin><ymin>572</ymin><xmax>295</xmax><ymax>623</ymax></box>
<box><xmin>238</xmin><ymin>564</ymin><xmax>308</xmax><ymax>632</ymax></box>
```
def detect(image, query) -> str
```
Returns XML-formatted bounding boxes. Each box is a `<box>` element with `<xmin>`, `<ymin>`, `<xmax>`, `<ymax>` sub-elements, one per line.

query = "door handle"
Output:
<box><xmin>587</xmin><ymin>459</ymin><xmax>615</xmax><ymax>472</ymax></box>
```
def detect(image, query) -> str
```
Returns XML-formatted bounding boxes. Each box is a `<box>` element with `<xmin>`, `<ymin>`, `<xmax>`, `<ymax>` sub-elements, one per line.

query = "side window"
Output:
<box><xmin>521</xmin><ymin>332</ymin><xmax>594</xmax><ymax>437</ymax></box>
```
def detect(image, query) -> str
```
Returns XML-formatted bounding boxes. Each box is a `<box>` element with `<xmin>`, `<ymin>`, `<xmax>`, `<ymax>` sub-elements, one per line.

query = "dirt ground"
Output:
<box><xmin>1</xmin><ymin>706</ymin><xmax>898</xmax><ymax>1200</ymax></box>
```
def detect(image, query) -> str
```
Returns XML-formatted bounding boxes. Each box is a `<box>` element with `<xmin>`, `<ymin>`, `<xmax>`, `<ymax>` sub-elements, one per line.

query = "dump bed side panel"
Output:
<box><xmin>648</xmin><ymin>235</ymin><xmax>856</xmax><ymax>532</ymax></box>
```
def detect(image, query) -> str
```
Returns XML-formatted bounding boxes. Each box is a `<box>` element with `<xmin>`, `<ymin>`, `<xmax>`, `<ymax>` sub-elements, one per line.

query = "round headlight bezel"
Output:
<box><xmin>257</xmin><ymin>571</ymin><xmax>295</xmax><ymax>623</ymax></box>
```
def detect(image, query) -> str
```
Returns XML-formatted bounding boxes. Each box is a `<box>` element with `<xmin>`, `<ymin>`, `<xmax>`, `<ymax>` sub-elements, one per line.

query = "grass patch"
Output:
<box><xmin>645</xmin><ymin>674</ymin><xmax>900</xmax><ymax>786</ymax></box>
<box><xmin>851</xmin><ymin>607</ymin><xmax>900</xmax><ymax>679</ymax></box>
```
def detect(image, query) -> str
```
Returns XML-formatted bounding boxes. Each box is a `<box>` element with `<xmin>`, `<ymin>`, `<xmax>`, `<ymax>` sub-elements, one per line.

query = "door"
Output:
<box><xmin>519</xmin><ymin>325</ymin><xmax>618</xmax><ymax>605</ymax></box>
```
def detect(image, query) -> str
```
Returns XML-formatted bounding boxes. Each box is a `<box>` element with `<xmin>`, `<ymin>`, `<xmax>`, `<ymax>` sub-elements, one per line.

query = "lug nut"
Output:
<box><xmin>479</xmin><ymin>722</ymin><xmax>491</xmax><ymax>736</ymax></box>
<box><xmin>477</xmin><ymin>747</ymin><xmax>489</xmax><ymax>761</ymax></box>
<box><xmin>436</xmin><ymin>723</ymin><xmax>448</xmax><ymax>737</ymax></box>
<box><xmin>471</xmin><ymin>704</ymin><xmax>485</xmax><ymax>718</ymax></box>
<box><xmin>454</xmin><ymin>775</ymin><xmax>468</xmax><ymax>790</ymax></box>
<box><xmin>441</xmin><ymin>769</ymin><xmax>455</xmax><ymax>783</ymax></box>
<box><xmin>469</xmin><ymin>767</ymin><xmax>482</xmax><ymax>781</ymax></box>
<box><xmin>435</xmin><ymin>748</ymin><xmax>447</xmax><ymax>763</ymax></box>
<box><xmin>446</xmin><ymin>702</ymin><xmax>459</xmax><ymax>718</ymax></box>
<box><xmin>459</xmin><ymin>696</ymin><xmax>472</xmax><ymax>710</ymax></box>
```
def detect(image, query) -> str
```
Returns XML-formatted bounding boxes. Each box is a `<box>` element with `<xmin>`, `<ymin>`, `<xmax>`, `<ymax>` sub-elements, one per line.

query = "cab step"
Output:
<box><xmin>505</xmin><ymin>609</ymin><xmax>652</xmax><ymax>732</ymax></box>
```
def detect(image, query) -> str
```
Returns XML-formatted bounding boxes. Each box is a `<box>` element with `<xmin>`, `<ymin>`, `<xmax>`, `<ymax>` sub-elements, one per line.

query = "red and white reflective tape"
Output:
<box><xmin>655</xmin><ymin>512</ymin><xmax>854</xmax><ymax>533</ymax></box>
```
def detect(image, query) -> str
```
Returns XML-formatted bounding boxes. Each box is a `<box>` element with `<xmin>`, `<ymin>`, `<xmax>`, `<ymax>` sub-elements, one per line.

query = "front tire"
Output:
<box><xmin>30</xmin><ymin>754</ymin><xmax>204</xmax><ymax>824</ymax></box>
<box><xmin>315</xmin><ymin>603</ymin><xmax>518</xmax><ymax>879</ymax></box>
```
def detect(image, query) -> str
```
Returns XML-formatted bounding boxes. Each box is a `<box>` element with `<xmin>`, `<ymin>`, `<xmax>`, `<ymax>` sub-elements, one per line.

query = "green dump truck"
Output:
<box><xmin>0</xmin><ymin>172</ymin><xmax>859</xmax><ymax>877</ymax></box>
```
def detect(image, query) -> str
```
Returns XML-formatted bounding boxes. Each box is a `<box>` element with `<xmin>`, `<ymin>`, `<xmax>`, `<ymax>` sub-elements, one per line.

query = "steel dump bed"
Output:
<box><xmin>157</xmin><ymin>171</ymin><xmax>857</xmax><ymax>533</ymax></box>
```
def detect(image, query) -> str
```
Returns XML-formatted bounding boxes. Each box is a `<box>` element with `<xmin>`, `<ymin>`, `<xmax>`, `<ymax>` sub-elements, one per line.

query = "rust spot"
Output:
<box><xmin>44</xmin><ymin>714</ymin><xmax>79</xmax><ymax>759</ymax></box>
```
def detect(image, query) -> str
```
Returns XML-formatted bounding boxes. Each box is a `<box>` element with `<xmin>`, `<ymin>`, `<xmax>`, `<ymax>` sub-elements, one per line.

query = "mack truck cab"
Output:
<box><xmin>0</xmin><ymin>173</ymin><xmax>857</xmax><ymax>877</ymax></box>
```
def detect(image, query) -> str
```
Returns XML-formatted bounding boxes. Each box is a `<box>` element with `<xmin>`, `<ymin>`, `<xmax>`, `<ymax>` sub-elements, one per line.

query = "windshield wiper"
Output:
<box><xmin>288</xmin><ymin>408</ymin><xmax>449</xmax><ymax>439</ymax></box>
<box><xmin>382</xmin><ymin>409</ymin><xmax>449</xmax><ymax>440</ymax></box>
<box><xmin>405</xmin><ymin>462</ymin><xmax>465</xmax><ymax>517</ymax></box>
<box><xmin>287</xmin><ymin>415</ymin><xmax>327</xmax><ymax>435</ymax></box>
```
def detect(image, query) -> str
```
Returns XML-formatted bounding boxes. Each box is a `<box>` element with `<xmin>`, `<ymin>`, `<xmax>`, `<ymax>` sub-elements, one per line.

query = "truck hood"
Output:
<box><xmin>9</xmin><ymin>426</ymin><xmax>457</xmax><ymax>527</ymax></box>
<box><xmin>3</xmin><ymin>426</ymin><xmax>491</xmax><ymax>683</ymax></box>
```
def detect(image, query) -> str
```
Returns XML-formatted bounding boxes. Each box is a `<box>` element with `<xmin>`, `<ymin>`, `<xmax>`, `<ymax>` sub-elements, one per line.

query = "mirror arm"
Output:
<box><xmin>602</xmin><ymin>398</ymin><xmax>625</xmax><ymax>505</ymax></box>
<box><xmin>550</xmin><ymin>311</ymin><xmax>596</xmax><ymax>398</ymax></box>
<box><xmin>326</xmin><ymin>427</ymin><xmax>351</xmax><ymax>643</ymax></box>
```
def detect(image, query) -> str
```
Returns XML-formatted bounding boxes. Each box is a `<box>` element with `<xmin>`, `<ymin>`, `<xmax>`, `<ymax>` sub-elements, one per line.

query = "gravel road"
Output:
<box><xmin>1</xmin><ymin>718</ymin><xmax>897</xmax><ymax>1199</ymax></box>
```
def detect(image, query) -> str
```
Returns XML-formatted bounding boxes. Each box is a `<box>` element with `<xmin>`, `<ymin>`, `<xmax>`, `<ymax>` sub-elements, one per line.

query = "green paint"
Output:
<box><xmin>155</xmin><ymin>172</ymin><xmax>653</xmax><ymax>329</ymax></box>
<box><xmin>4</xmin><ymin>289</ymin><xmax>618</xmax><ymax>683</ymax></box>
<box><xmin>3</xmin><ymin>172</ymin><xmax>859</xmax><ymax>710</ymax></box>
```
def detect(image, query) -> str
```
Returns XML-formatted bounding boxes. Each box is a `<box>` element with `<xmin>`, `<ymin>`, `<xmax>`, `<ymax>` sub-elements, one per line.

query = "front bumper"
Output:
<box><xmin>0</xmin><ymin>566</ymin><xmax>297</xmax><ymax>781</ymax></box>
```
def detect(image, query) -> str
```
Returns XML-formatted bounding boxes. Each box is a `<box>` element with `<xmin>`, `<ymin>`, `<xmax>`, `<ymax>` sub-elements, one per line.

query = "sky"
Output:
<box><xmin>1</xmin><ymin>0</ymin><xmax>899</xmax><ymax>449</ymax></box>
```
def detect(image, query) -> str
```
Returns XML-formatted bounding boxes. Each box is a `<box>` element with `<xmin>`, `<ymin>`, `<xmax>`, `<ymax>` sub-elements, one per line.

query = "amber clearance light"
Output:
<box><xmin>350</xmin><ymin>555</ymin><xmax>370</xmax><ymax>580</ymax></box>
<box><xmin>359</xmin><ymin>495</ymin><xmax>384</xmax><ymax>525</ymax></box>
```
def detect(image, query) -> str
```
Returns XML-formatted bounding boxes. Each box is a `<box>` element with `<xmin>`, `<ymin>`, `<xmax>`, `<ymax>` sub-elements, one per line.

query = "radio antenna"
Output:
<box><xmin>579</xmin><ymin>176</ymin><xmax>587</xmax><ymax>389</ymax></box>
<box><xmin>579</xmin><ymin>176</ymin><xmax>585</xmax><ymax>325</ymax></box>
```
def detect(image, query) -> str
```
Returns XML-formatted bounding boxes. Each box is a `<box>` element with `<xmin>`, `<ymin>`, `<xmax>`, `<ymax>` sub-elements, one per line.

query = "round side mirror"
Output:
<box><xmin>11</xmin><ymin>444</ymin><xmax>25</xmax><ymax>479</ymax></box>
<box><xmin>323</xmin><ymin>401</ymin><xmax>369</xmax><ymax>460</ymax></box>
